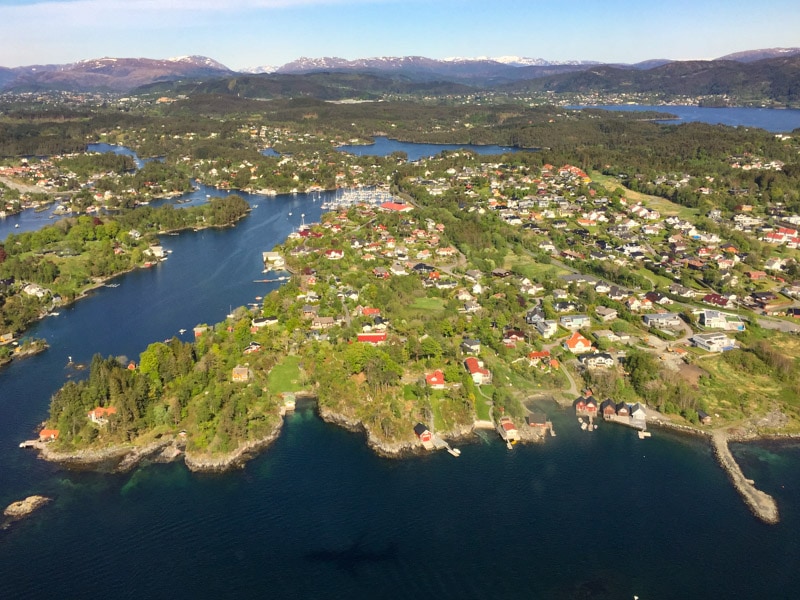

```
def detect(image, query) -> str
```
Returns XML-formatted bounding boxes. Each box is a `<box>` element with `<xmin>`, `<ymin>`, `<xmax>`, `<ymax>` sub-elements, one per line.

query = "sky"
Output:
<box><xmin>1</xmin><ymin>0</ymin><xmax>799</xmax><ymax>69</ymax></box>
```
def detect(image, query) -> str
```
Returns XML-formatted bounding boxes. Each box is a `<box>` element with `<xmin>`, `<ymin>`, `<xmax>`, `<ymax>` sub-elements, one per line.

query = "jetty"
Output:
<box><xmin>711</xmin><ymin>430</ymin><xmax>779</xmax><ymax>524</ymax></box>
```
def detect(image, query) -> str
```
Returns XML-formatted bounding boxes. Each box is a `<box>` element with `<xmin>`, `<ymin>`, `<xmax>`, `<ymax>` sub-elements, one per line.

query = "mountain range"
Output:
<box><xmin>0</xmin><ymin>48</ymin><xmax>799</xmax><ymax>99</ymax></box>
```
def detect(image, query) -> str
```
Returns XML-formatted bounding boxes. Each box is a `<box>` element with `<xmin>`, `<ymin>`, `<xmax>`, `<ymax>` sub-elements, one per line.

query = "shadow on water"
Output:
<box><xmin>305</xmin><ymin>533</ymin><xmax>398</xmax><ymax>576</ymax></box>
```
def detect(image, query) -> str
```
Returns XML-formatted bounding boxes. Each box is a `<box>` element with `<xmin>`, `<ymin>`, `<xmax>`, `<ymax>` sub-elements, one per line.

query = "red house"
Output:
<box><xmin>426</xmin><ymin>370</ymin><xmax>446</xmax><ymax>389</ymax></box>
<box><xmin>357</xmin><ymin>332</ymin><xmax>387</xmax><ymax>345</ymax></box>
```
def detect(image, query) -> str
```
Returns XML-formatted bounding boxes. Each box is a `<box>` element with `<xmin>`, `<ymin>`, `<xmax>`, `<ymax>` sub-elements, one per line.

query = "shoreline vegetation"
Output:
<box><xmin>25</xmin><ymin>394</ymin><xmax>786</xmax><ymax>523</ymax></box>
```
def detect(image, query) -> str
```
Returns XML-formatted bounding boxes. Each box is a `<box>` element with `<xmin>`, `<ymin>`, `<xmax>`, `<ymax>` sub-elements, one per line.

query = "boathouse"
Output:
<box><xmin>414</xmin><ymin>423</ymin><xmax>434</xmax><ymax>450</ymax></box>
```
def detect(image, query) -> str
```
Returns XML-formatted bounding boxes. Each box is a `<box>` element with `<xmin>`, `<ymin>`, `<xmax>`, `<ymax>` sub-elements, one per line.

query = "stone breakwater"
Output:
<box><xmin>710</xmin><ymin>430</ymin><xmax>779</xmax><ymax>525</ymax></box>
<box><xmin>647</xmin><ymin>417</ymin><xmax>780</xmax><ymax>524</ymax></box>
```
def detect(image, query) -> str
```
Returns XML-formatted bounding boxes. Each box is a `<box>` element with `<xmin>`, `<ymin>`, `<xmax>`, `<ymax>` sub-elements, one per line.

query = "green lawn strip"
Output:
<box><xmin>267</xmin><ymin>355</ymin><xmax>304</xmax><ymax>394</ymax></box>
<box><xmin>409</xmin><ymin>296</ymin><xmax>445</xmax><ymax>312</ymax></box>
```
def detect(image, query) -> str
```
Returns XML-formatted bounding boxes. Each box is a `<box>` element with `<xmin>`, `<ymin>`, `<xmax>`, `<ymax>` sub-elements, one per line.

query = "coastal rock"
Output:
<box><xmin>4</xmin><ymin>495</ymin><xmax>51</xmax><ymax>519</ymax></box>
<box><xmin>183</xmin><ymin>419</ymin><xmax>283</xmax><ymax>472</ymax></box>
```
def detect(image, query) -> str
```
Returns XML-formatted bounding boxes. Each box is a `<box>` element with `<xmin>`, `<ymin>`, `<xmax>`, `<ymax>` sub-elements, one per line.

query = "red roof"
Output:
<box><xmin>39</xmin><ymin>428</ymin><xmax>60</xmax><ymax>440</ymax></box>
<box><xmin>426</xmin><ymin>370</ymin><xmax>445</xmax><ymax>386</ymax></box>
<box><xmin>88</xmin><ymin>406</ymin><xmax>117</xmax><ymax>419</ymax></box>
<box><xmin>380</xmin><ymin>202</ymin><xmax>413</xmax><ymax>212</ymax></box>
<box><xmin>357</xmin><ymin>332</ymin><xmax>387</xmax><ymax>344</ymax></box>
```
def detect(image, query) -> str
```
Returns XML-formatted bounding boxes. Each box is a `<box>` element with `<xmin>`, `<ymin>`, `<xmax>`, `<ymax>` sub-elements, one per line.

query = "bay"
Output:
<box><xmin>569</xmin><ymin>105</ymin><xmax>800</xmax><ymax>132</ymax></box>
<box><xmin>337</xmin><ymin>136</ymin><xmax>520</xmax><ymax>160</ymax></box>
<box><xmin>0</xmin><ymin>142</ymin><xmax>799</xmax><ymax>599</ymax></box>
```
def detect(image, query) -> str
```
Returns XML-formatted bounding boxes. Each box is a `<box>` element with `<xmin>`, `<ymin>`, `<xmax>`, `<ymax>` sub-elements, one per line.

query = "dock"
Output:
<box><xmin>432</xmin><ymin>434</ymin><xmax>460</xmax><ymax>457</ymax></box>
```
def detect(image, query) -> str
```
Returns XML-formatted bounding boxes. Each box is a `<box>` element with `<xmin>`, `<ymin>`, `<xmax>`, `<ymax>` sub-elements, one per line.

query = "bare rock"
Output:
<box><xmin>4</xmin><ymin>495</ymin><xmax>51</xmax><ymax>519</ymax></box>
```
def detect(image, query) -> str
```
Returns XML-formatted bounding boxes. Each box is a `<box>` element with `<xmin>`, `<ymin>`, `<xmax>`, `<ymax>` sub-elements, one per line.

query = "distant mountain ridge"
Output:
<box><xmin>1</xmin><ymin>48</ymin><xmax>799</xmax><ymax>96</ymax></box>
<box><xmin>0</xmin><ymin>56</ymin><xmax>233</xmax><ymax>93</ymax></box>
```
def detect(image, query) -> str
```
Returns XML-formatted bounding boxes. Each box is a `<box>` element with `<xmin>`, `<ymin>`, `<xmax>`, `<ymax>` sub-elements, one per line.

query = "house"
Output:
<box><xmin>697</xmin><ymin>410</ymin><xmax>712</xmax><ymax>425</ymax></box>
<box><xmin>526</xmin><ymin>412</ymin><xmax>550</xmax><ymax>432</ymax></box>
<box><xmin>311</xmin><ymin>316</ymin><xmax>336</xmax><ymax>330</ymax></box>
<box><xmin>496</xmin><ymin>416</ymin><xmax>520</xmax><ymax>443</ymax></box>
<box><xmin>232</xmin><ymin>366</ymin><xmax>251</xmax><ymax>382</ymax></box>
<box><xmin>645</xmin><ymin>291</ymin><xmax>672</xmax><ymax>306</ymax></box>
<box><xmin>502</xmin><ymin>328</ymin><xmax>526</xmax><ymax>347</ymax></box>
<box><xmin>691</xmin><ymin>332</ymin><xmax>735</xmax><ymax>352</ymax></box>
<box><xmin>536</xmin><ymin>320</ymin><xmax>558</xmax><ymax>339</ymax></box>
<box><xmin>380</xmin><ymin>201</ymin><xmax>413</xmax><ymax>213</ymax></box>
<box><xmin>702</xmin><ymin>293</ymin><xmax>733</xmax><ymax>309</ymax></box>
<box><xmin>525</xmin><ymin>307</ymin><xmax>546</xmax><ymax>325</ymax></box>
<box><xmin>460</xmin><ymin>338</ymin><xmax>481</xmax><ymax>354</ymax></box>
<box><xmin>563</xmin><ymin>331</ymin><xmax>593</xmax><ymax>354</ymax></box>
<box><xmin>615</xmin><ymin>402</ymin><xmax>630</xmax><ymax>417</ymax></box>
<box><xmin>357</xmin><ymin>332</ymin><xmax>387</xmax><ymax>345</ymax></box>
<box><xmin>414</xmin><ymin>423</ymin><xmax>434</xmax><ymax>450</ymax></box>
<box><xmin>630</xmin><ymin>403</ymin><xmax>647</xmax><ymax>429</ymax></box>
<box><xmin>528</xmin><ymin>350</ymin><xmax>551</xmax><ymax>366</ymax></box>
<box><xmin>642</xmin><ymin>313</ymin><xmax>682</xmax><ymax>329</ymax></box>
<box><xmin>464</xmin><ymin>356</ymin><xmax>492</xmax><ymax>385</ymax></box>
<box><xmin>600</xmin><ymin>398</ymin><xmax>617</xmax><ymax>420</ymax></box>
<box><xmin>88</xmin><ymin>406</ymin><xmax>117</xmax><ymax>424</ymax></box>
<box><xmin>38</xmin><ymin>428</ymin><xmax>60</xmax><ymax>442</ymax></box>
<box><xmin>262</xmin><ymin>251</ymin><xmax>285</xmax><ymax>269</ymax></box>
<box><xmin>559</xmin><ymin>314</ymin><xmax>590</xmax><ymax>330</ymax></box>
<box><xmin>700</xmin><ymin>309</ymin><xmax>746</xmax><ymax>331</ymax></box>
<box><xmin>595</xmin><ymin>306</ymin><xmax>618</xmax><ymax>322</ymax></box>
<box><xmin>426</xmin><ymin>370</ymin><xmax>446</xmax><ymax>390</ymax></box>
<box><xmin>579</xmin><ymin>352</ymin><xmax>615</xmax><ymax>369</ymax></box>
<box><xmin>574</xmin><ymin>394</ymin><xmax>598</xmax><ymax>417</ymax></box>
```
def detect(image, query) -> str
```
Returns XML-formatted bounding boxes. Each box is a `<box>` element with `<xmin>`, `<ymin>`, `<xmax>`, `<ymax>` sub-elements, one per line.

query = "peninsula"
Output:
<box><xmin>4</xmin><ymin>91</ymin><xmax>800</xmax><ymax>525</ymax></box>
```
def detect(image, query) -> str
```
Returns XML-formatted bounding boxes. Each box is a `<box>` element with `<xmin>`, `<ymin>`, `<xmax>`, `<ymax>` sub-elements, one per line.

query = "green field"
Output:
<box><xmin>590</xmin><ymin>172</ymin><xmax>698</xmax><ymax>219</ymax></box>
<box><xmin>267</xmin><ymin>355</ymin><xmax>304</xmax><ymax>394</ymax></box>
<box><xmin>409</xmin><ymin>297</ymin><xmax>445</xmax><ymax>311</ymax></box>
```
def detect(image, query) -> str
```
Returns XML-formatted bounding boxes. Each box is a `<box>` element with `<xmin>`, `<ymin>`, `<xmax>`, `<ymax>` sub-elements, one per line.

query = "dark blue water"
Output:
<box><xmin>570</xmin><ymin>105</ymin><xmax>800</xmax><ymax>132</ymax></box>
<box><xmin>1</xmin><ymin>143</ymin><xmax>800</xmax><ymax>599</ymax></box>
<box><xmin>337</xmin><ymin>136</ymin><xmax>519</xmax><ymax>160</ymax></box>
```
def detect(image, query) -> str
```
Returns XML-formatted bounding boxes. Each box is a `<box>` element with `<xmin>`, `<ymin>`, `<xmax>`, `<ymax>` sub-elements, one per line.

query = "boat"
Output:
<box><xmin>179</xmin><ymin>328</ymin><xmax>187</xmax><ymax>335</ymax></box>
<box><xmin>447</xmin><ymin>447</ymin><xmax>461</xmax><ymax>457</ymax></box>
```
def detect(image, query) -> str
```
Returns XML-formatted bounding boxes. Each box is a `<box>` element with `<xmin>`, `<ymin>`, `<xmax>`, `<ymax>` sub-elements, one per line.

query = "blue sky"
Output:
<box><xmin>1</xmin><ymin>0</ymin><xmax>799</xmax><ymax>69</ymax></box>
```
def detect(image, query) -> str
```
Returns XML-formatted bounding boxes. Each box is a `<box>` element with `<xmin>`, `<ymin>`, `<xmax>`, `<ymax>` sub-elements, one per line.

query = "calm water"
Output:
<box><xmin>570</xmin><ymin>105</ymin><xmax>800</xmax><ymax>132</ymax></box>
<box><xmin>0</xmin><ymin>143</ymin><xmax>799</xmax><ymax>599</ymax></box>
<box><xmin>337</xmin><ymin>136</ymin><xmax>519</xmax><ymax>160</ymax></box>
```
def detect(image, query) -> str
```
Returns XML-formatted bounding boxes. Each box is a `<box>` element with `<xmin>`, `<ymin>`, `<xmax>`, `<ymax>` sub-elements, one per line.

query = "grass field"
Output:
<box><xmin>505</xmin><ymin>253</ymin><xmax>569</xmax><ymax>281</ymax></box>
<box><xmin>590</xmin><ymin>172</ymin><xmax>698</xmax><ymax>219</ymax></box>
<box><xmin>409</xmin><ymin>297</ymin><xmax>445</xmax><ymax>312</ymax></box>
<box><xmin>267</xmin><ymin>355</ymin><xmax>304</xmax><ymax>394</ymax></box>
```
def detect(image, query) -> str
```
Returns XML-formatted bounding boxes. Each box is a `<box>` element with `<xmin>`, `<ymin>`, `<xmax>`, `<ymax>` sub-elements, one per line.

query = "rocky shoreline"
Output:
<box><xmin>183</xmin><ymin>418</ymin><xmax>284</xmax><ymax>472</ymax></box>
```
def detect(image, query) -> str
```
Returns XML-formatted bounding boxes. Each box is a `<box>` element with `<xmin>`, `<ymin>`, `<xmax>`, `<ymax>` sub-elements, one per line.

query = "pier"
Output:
<box><xmin>711</xmin><ymin>430</ymin><xmax>779</xmax><ymax>524</ymax></box>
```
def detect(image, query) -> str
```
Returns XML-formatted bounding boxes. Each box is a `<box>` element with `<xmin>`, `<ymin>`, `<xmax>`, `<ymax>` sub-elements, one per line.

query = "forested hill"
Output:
<box><xmin>137</xmin><ymin>72</ymin><xmax>474</xmax><ymax>100</ymax></box>
<box><xmin>501</xmin><ymin>55</ymin><xmax>800</xmax><ymax>105</ymax></box>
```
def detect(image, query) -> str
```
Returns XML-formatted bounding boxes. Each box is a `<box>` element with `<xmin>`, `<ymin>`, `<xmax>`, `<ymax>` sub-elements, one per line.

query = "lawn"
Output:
<box><xmin>267</xmin><ymin>355</ymin><xmax>304</xmax><ymax>394</ymax></box>
<box><xmin>409</xmin><ymin>297</ymin><xmax>445</xmax><ymax>312</ymax></box>
<box><xmin>505</xmin><ymin>253</ymin><xmax>569</xmax><ymax>281</ymax></box>
<box><xmin>590</xmin><ymin>171</ymin><xmax>698</xmax><ymax>219</ymax></box>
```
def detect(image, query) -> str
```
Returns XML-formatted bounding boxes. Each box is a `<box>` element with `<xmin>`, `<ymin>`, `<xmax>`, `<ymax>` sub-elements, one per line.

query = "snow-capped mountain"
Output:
<box><xmin>2</xmin><ymin>56</ymin><xmax>233</xmax><ymax>92</ymax></box>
